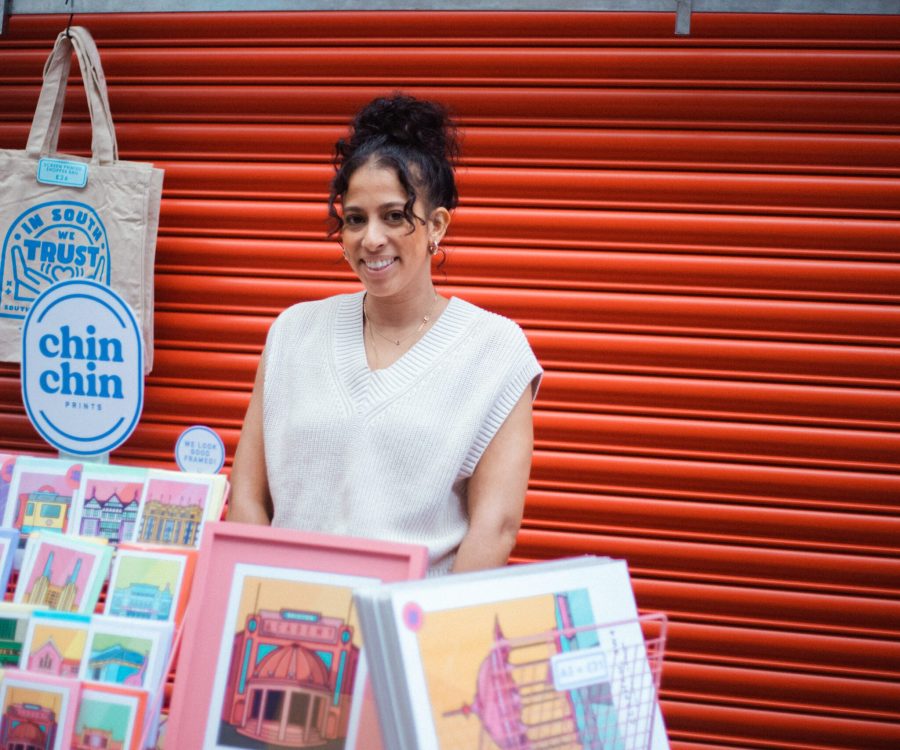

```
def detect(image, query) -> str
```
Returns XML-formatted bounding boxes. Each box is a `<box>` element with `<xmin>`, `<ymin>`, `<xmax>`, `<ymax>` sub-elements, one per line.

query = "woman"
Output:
<box><xmin>228</xmin><ymin>94</ymin><xmax>542</xmax><ymax>575</ymax></box>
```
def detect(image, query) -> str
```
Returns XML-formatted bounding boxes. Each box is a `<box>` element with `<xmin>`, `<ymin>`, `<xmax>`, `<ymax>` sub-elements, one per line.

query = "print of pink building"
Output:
<box><xmin>27</xmin><ymin>638</ymin><xmax>81</xmax><ymax>677</ymax></box>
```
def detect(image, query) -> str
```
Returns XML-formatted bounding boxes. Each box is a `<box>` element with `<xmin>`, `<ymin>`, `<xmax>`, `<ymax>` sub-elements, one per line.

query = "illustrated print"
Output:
<box><xmin>77</xmin><ymin>477</ymin><xmax>143</xmax><ymax>545</ymax></box>
<box><xmin>0</xmin><ymin>683</ymin><xmax>65</xmax><ymax>750</ymax></box>
<box><xmin>137</xmin><ymin>478</ymin><xmax>210</xmax><ymax>548</ymax></box>
<box><xmin>25</xmin><ymin>621</ymin><xmax>89</xmax><ymax>677</ymax></box>
<box><xmin>6</xmin><ymin>458</ymin><xmax>82</xmax><ymax>541</ymax></box>
<box><xmin>85</xmin><ymin>633</ymin><xmax>153</xmax><ymax>687</ymax></box>
<box><xmin>74</xmin><ymin>690</ymin><xmax>140</xmax><ymax>750</ymax></box>
<box><xmin>22</xmin><ymin>543</ymin><xmax>94</xmax><ymax>612</ymax></box>
<box><xmin>212</xmin><ymin>568</ymin><xmax>368</xmax><ymax>750</ymax></box>
<box><xmin>416</xmin><ymin>590</ymin><xmax>625</xmax><ymax>750</ymax></box>
<box><xmin>0</xmin><ymin>609</ymin><xmax>30</xmax><ymax>667</ymax></box>
<box><xmin>107</xmin><ymin>554</ymin><xmax>183</xmax><ymax>621</ymax></box>
<box><xmin>0</xmin><ymin>454</ymin><xmax>16</xmax><ymax>522</ymax></box>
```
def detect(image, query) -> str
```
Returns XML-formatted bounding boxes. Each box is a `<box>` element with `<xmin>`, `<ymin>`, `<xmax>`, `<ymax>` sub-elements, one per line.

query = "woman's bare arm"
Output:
<box><xmin>226</xmin><ymin>355</ymin><xmax>273</xmax><ymax>524</ymax></box>
<box><xmin>452</xmin><ymin>388</ymin><xmax>534</xmax><ymax>572</ymax></box>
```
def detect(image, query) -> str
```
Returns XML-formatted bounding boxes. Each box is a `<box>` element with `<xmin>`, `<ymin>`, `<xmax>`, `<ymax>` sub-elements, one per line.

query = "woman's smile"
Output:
<box><xmin>362</xmin><ymin>256</ymin><xmax>397</xmax><ymax>272</ymax></box>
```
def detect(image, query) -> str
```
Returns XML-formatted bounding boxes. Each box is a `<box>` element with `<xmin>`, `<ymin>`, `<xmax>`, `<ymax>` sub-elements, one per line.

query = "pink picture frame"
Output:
<box><xmin>166</xmin><ymin>521</ymin><xmax>427</xmax><ymax>750</ymax></box>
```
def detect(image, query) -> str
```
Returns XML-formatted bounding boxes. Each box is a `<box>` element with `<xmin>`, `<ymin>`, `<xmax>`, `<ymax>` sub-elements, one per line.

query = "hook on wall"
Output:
<box><xmin>64</xmin><ymin>0</ymin><xmax>74</xmax><ymax>37</ymax></box>
<box><xmin>675</xmin><ymin>0</ymin><xmax>692</xmax><ymax>35</ymax></box>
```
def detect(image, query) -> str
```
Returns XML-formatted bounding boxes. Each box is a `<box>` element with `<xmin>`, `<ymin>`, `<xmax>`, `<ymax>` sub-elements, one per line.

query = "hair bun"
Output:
<box><xmin>328</xmin><ymin>92</ymin><xmax>460</xmax><ymax>229</ymax></box>
<box><xmin>348</xmin><ymin>93</ymin><xmax>459</xmax><ymax>164</ymax></box>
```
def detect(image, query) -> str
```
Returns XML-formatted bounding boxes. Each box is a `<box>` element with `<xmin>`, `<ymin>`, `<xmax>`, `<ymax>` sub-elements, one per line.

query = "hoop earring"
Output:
<box><xmin>428</xmin><ymin>241</ymin><xmax>439</xmax><ymax>256</ymax></box>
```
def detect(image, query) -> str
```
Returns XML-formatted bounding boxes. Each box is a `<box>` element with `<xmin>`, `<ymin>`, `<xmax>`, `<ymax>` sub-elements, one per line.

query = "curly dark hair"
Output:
<box><xmin>328</xmin><ymin>93</ymin><xmax>460</xmax><ymax>235</ymax></box>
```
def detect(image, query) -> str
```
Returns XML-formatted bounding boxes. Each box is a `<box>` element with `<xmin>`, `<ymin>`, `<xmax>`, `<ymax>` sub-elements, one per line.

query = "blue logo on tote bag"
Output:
<box><xmin>1</xmin><ymin>200</ymin><xmax>110</xmax><ymax>320</ymax></box>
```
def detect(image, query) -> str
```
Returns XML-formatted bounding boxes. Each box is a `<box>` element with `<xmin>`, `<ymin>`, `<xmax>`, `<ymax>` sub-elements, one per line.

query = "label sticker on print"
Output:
<box><xmin>551</xmin><ymin>645</ymin><xmax>610</xmax><ymax>692</ymax></box>
<box><xmin>1</xmin><ymin>201</ymin><xmax>110</xmax><ymax>321</ymax></box>
<box><xmin>37</xmin><ymin>158</ymin><xmax>88</xmax><ymax>189</ymax></box>
<box><xmin>175</xmin><ymin>426</ymin><xmax>225</xmax><ymax>474</ymax></box>
<box><xmin>21</xmin><ymin>280</ymin><xmax>143</xmax><ymax>456</ymax></box>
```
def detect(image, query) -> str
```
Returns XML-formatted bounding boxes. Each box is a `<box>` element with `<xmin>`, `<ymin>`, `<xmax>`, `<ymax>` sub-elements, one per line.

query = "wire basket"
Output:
<box><xmin>442</xmin><ymin>612</ymin><xmax>667</xmax><ymax>750</ymax></box>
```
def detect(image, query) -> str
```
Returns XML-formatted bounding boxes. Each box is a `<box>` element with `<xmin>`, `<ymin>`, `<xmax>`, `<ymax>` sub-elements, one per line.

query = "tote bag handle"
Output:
<box><xmin>25</xmin><ymin>26</ymin><xmax>119</xmax><ymax>165</ymax></box>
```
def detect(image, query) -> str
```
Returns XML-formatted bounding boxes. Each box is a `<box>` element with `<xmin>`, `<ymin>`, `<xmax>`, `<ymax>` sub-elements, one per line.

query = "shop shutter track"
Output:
<box><xmin>0</xmin><ymin>10</ymin><xmax>898</xmax><ymax>749</ymax></box>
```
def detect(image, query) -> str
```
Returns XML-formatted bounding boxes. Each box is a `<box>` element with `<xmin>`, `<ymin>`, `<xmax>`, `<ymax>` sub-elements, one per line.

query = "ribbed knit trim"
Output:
<box><xmin>333</xmin><ymin>292</ymin><xmax>475</xmax><ymax>414</ymax></box>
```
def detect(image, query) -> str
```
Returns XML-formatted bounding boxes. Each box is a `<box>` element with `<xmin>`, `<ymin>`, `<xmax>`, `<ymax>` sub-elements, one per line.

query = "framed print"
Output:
<box><xmin>0</xmin><ymin>668</ymin><xmax>81</xmax><ymax>750</ymax></box>
<box><xmin>0</xmin><ymin>527</ymin><xmax>19</xmax><ymax>595</ymax></box>
<box><xmin>3</xmin><ymin>456</ymin><xmax>84</xmax><ymax>547</ymax></box>
<box><xmin>166</xmin><ymin>521</ymin><xmax>428</xmax><ymax>750</ymax></box>
<box><xmin>69</xmin><ymin>464</ymin><xmax>148</xmax><ymax>545</ymax></box>
<box><xmin>20</xmin><ymin>610</ymin><xmax>90</xmax><ymax>677</ymax></box>
<box><xmin>74</xmin><ymin>681</ymin><xmax>149</xmax><ymax>750</ymax></box>
<box><xmin>105</xmin><ymin>545</ymin><xmax>197</xmax><ymax>625</ymax></box>
<box><xmin>0</xmin><ymin>603</ymin><xmax>36</xmax><ymax>668</ymax></box>
<box><xmin>0</xmin><ymin>453</ymin><xmax>18</xmax><ymax>526</ymax></box>
<box><xmin>14</xmin><ymin>532</ymin><xmax>112</xmax><ymax>614</ymax></box>
<box><xmin>133</xmin><ymin>469</ymin><xmax>226</xmax><ymax>549</ymax></box>
<box><xmin>79</xmin><ymin>615</ymin><xmax>173</xmax><ymax>695</ymax></box>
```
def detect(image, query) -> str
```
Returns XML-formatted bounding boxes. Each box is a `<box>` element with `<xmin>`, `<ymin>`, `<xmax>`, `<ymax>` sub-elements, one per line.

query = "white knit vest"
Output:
<box><xmin>262</xmin><ymin>292</ymin><xmax>542</xmax><ymax>575</ymax></box>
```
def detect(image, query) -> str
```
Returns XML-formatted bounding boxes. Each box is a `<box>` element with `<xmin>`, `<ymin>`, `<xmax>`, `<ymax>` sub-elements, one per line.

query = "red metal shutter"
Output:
<box><xmin>1</xmin><ymin>10</ymin><xmax>898</xmax><ymax>749</ymax></box>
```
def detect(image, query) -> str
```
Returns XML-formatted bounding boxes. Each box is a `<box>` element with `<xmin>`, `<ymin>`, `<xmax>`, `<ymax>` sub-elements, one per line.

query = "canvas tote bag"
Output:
<box><xmin>0</xmin><ymin>26</ymin><xmax>162</xmax><ymax>372</ymax></box>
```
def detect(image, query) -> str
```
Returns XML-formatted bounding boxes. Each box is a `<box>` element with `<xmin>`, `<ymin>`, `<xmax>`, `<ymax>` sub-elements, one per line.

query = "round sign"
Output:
<box><xmin>175</xmin><ymin>425</ymin><xmax>225</xmax><ymax>474</ymax></box>
<box><xmin>21</xmin><ymin>279</ymin><xmax>143</xmax><ymax>456</ymax></box>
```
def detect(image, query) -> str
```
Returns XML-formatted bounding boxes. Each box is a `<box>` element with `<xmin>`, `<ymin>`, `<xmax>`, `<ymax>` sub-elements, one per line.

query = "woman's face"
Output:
<box><xmin>340</xmin><ymin>160</ymin><xmax>447</xmax><ymax>302</ymax></box>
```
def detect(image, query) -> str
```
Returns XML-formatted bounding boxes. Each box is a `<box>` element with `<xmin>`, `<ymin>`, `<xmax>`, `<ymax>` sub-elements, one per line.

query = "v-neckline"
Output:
<box><xmin>332</xmin><ymin>291</ymin><xmax>470</xmax><ymax>411</ymax></box>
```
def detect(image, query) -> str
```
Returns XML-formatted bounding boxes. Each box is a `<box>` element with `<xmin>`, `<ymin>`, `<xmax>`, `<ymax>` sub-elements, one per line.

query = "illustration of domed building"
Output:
<box><xmin>0</xmin><ymin>699</ymin><xmax>57</xmax><ymax>750</ymax></box>
<box><xmin>220</xmin><ymin>608</ymin><xmax>359</xmax><ymax>748</ymax></box>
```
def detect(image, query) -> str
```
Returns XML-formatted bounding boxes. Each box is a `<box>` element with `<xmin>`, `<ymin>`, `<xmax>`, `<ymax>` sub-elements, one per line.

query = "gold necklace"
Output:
<box><xmin>366</xmin><ymin>314</ymin><xmax>382</xmax><ymax>370</ymax></box>
<box><xmin>363</xmin><ymin>292</ymin><xmax>440</xmax><ymax>347</ymax></box>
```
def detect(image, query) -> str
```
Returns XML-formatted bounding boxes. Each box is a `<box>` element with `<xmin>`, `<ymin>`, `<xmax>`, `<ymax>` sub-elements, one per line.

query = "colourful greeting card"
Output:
<box><xmin>0</xmin><ymin>454</ymin><xmax>19</xmax><ymax>526</ymax></box>
<box><xmin>205</xmin><ymin>563</ymin><xmax>378</xmax><ymax>750</ymax></box>
<box><xmin>20</xmin><ymin>610</ymin><xmax>90</xmax><ymax>678</ymax></box>
<box><xmin>0</xmin><ymin>527</ymin><xmax>19</xmax><ymax>596</ymax></box>
<box><xmin>14</xmin><ymin>533</ymin><xmax>111</xmax><ymax>614</ymax></box>
<box><xmin>105</xmin><ymin>545</ymin><xmax>196</xmax><ymax>624</ymax></box>
<box><xmin>0</xmin><ymin>668</ymin><xmax>81</xmax><ymax>750</ymax></box>
<box><xmin>0</xmin><ymin>603</ymin><xmax>36</xmax><ymax>668</ymax></box>
<box><xmin>69</xmin><ymin>464</ymin><xmax>148</xmax><ymax>546</ymax></box>
<box><xmin>134</xmin><ymin>470</ymin><xmax>223</xmax><ymax>549</ymax></box>
<box><xmin>74</xmin><ymin>681</ymin><xmax>149</xmax><ymax>750</ymax></box>
<box><xmin>79</xmin><ymin>615</ymin><xmax>173</xmax><ymax>696</ymax></box>
<box><xmin>2</xmin><ymin>456</ymin><xmax>84</xmax><ymax>545</ymax></box>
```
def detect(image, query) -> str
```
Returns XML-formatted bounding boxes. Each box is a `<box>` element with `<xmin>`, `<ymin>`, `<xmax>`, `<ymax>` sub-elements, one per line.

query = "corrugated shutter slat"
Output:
<box><xmin>1</xmin><ymin>10</ymin><xmax>898</xmax><ymax>749</ymax></box>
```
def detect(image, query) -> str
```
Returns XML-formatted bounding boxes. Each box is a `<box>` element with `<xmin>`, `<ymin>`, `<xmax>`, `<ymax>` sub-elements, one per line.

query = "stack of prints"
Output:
<box><xmin>355</xmin><ymin>556</ymin><xmax>669</xmax><ymax>750</ymax></box>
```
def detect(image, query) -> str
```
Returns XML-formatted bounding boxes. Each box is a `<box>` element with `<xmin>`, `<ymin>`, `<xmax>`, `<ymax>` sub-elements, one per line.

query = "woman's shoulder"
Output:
<box><xmin>265</xmin><ymin>292</ymin><xmax>361</xmax><ymax>352</ymax></box>
<box><xmin>272</xmin><ymin>291</ymin><xmax>359</xmax><ymax>329</ymax></box>
<box><xmin>450</xmin><ymin>296</ymin><xmax>529</xmax><ymax>343</ymax></box>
